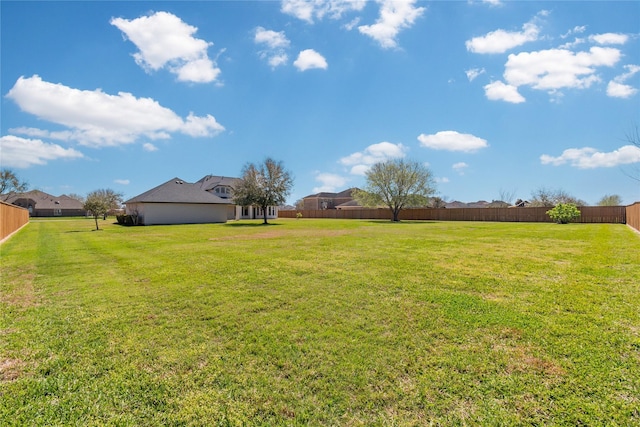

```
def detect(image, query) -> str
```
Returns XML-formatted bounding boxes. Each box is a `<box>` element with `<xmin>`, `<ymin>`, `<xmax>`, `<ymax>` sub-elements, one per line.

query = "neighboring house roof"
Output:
<box><xmin>196</xmin><ymin>175</ymin><xmax>242</xmax><ymax>191</ymax></box>
<box><xmin>303</xmin><ymin>187</ymin><xmax>360</xmax><ymax>199</ymax></box>
<box><xmin>513</xmin><ymin>199</ymin><xmax>531</xmax><ymax>207</ymax></box>
<box><xmin>4</xmin><ymin>190</ymin><xmax>84</xmax><ymax>210</ymax></box>
<box><xmin>125</xmin><ymin>177</ymin><xmax>232</xmax><ymax>205</ymax></box>
<box><xmin>336</xmin><ymin>200</ymin><xmax>362</xmax><ymax>208</ymax></box>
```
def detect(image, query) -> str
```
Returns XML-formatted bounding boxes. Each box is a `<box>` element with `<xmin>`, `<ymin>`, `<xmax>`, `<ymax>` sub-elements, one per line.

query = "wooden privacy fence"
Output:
<box><xmin>627</xmin><ymin>202</ymin><xmax>640</xmax><ymax>232</ymax></box>
<box><xmin>280</xmin><ymin>206</ymin><xmax>628</xmax><ymax>224</ymax></box>
<box><xmin>1</xmin><ymin>201</ymin><xmax>29</xmax><ymax>242</ymax></box>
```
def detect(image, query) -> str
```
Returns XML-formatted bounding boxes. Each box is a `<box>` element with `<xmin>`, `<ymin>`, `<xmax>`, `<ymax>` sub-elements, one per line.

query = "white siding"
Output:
<box><xmin>234</xmin><ymin>205</ymin><xmax>279</xmax><ymax>220</ymax></box>
<box><xmin>127</xmin><ymin>202</ymin><xmax>228</xmax><ymax>225</ymax></box>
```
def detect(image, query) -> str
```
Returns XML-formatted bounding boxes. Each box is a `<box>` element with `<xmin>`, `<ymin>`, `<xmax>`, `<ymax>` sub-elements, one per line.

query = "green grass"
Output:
<box><xmin>1</xmin><ymin>218</ymin><xmax>639</xmax><ymax>425</ymax></box>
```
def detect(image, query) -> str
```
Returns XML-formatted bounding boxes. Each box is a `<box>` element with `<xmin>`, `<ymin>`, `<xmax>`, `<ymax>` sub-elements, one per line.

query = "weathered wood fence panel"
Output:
<box><xmin>1</xmin><ymin>201</ymin><xmax>29</xmax><ymax>242</ymax></box>
<box><xmin>280</xmin><ymin>206</ymin><xmax>628</xmax><ymax>224</ymax></box>
<box><xmin>627</xmin><ymin>202</ymin><xmax>640</xmax><ymax>232</ymax></box>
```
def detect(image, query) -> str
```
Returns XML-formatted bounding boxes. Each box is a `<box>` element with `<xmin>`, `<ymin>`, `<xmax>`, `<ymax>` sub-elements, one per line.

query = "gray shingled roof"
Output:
<box><xmin>125</xmin><ymin>178</ymin><xmax>232</xmax><ymax>204</ymax></box>
<box><xmin>196</xmin><ymin>175</ymin><xmax>242</xmax><ymax>191</ymax></box>
<box><xmin>4</xmin><ymin>190</ymin><xmax>84</xmax><ymax>210</ymax></box>
<box><xmin>304</xmin><ymin>187</ymin><xmax>360</xmax><ymax>199</ymax></box>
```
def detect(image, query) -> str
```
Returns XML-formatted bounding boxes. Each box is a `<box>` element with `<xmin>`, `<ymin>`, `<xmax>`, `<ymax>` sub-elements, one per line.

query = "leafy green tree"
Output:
<box><xmin>83</xmin><ymin>189</ymin><xmax>123</xmax><ymax>230</ymax></box>
<box><xmin>547</xmin><ymin>203</ymin><xmax>581</xmax><ymax>224</ymax></box>
<box><xmin>233</xmin><ymin>158</ymin><xmax>294</xmax><ymax>224</ymax></box>
<box><xmin>0</xmin><ymin>169</ymin><xmax>28</xmax><ymax>201</ymax></box>
<box><xmin>597</xmin><ymin>194</ymin><xmax>623</xmax><ymax>206</ymax></box>
<box><xmin>353</xmin><ymin>159</ymin><xmax>436</xmax><ymax>222</ymax></box>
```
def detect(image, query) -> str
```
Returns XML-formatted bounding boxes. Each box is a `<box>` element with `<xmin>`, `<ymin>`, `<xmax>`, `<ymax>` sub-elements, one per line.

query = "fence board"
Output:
<box><xmin>1</xmin><ymin>201</ymin><xmax>29</xmax><ymax>242</ymax></box>
<box><xmin>280</xmin><ymin>206</ymin><xmax>628</xmax><ymax>224</ymax></box>
<box><xmin>627</xmin><ymin>202</ymin><xmax>640</xmax><ymax>232</ymax></box>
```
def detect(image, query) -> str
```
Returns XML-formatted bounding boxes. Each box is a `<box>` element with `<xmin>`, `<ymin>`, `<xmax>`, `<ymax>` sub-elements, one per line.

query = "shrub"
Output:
<box><xmin>116</xmin><ymin>214</ymin><xmax>140</xmax><ymax>226</ymax></box>
<box><xmin>546</xmin><ymin>203</ymin><xmax>581</xmax><ymax>224</ymax></box>
<box><xmin>296</xmin><ymin>212</ymin><xmax>303</xmax><ymax>219</ymax></box>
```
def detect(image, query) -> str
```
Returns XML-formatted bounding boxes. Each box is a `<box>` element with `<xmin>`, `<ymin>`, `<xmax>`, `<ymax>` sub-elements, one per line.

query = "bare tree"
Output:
<box><xmin>498</xmin><ymin>188</ymin><xmax>518</xmax><ymax>206</ymax></box>
<box><xmin>623</xmin><ymin>125</ymin><xmax>640</xmax><ymax>182</ymax></box>
<box><xmin>0</xmin><ymin>169</ymin><xmax>28</xmax><ymax>201</ymax></box>
<box><xmin>428</xmin><ymin>196</ymin><xmax>447</xmax><ymax>208</ymax></box>
<box><xmin>530</xmin><ymin>187</ymin><xmax>586</xmax><ymax>207</ymax></box>
<box><xmin>353</xmin><ymin>159</ymin><xmax>436</xmax><ymax>222</ymax></box>
<box><xmin>67</xmin><ymin>193</ymin><xmax>86</xmax><ymax>203</ymax></box>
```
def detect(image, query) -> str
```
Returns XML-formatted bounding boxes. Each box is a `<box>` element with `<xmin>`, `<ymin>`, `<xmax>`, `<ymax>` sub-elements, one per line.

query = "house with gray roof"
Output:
<box><xmin>4</xmin><ymin>190</ymin><xmax>85</xmax><ymax>217</ymax></box>
<box><xmin>302</xmin><ymin>188</ymin><xmax>361</xmax><ymax>210</ymax></box>
<box><xmin>124</xmin><ymin>175</ymin><xmax>278</xmax><ymax>225</ymax></box>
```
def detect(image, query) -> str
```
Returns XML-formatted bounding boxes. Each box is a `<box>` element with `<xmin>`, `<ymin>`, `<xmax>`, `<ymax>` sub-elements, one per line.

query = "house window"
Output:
<box><xmin>242</xmin><ymin>206</ymin><xmax>249</xmax><ymax>217</ymax></box>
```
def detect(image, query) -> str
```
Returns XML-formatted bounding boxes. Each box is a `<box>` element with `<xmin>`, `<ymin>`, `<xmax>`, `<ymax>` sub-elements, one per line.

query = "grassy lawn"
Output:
<box><xmin>1</xmin><ymin>218</ymin><xmax>639</xmax><ymax>425</ymax></box>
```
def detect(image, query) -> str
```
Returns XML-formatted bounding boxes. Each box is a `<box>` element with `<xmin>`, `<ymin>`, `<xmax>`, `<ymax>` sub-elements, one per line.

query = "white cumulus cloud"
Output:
<box><xmin>540</xmin><ymin>145</ymin><xmax>640</xmax><ymax>169</ymax></box>
<box><xmin>281</xmin><ymin>0</ymin><xmax>366</xmax><ymax>23</ymax></box>
<box><xmin>504</xmin><ymin>47</ymin><xmax>620</xmax><ymax>90</ymax></box>
<box><xmin>111</xmin><ymin>11</ymin><xmax>220</xmax><ymax>83</ymax></box>
<box><xmin>466</xmin><ymin>19</ymin><xmax>540</xmax><ymax>54</ymax></box>
<box><xmin>358</xmin><ymin>0</ymin><xmax>425</xmax><ymax>49</ymax></box>
<box><xmin>339</xmin><ymin>141</ymin><xmax>407</xmax><ymax>175</ymax></box>
<box><xmin>0</xmin><ymin>135</ymin><xmax>84</xmax><ymax>168</ymax></box>
<box><xmin>607</xmin><ymin>64</ymin><xmax>640</xmax><ymax>98</ymax></box>
<box><xmin>294</xmin><ymin>49</ymin><xmax>328</xmax><ymax>71</ymax></box>
<box><xmin>483</xmin><ymin>81</ymin><xmax>525</xmax><ymax>103</ymax></box>
<box><xmin>255</xmin><ymin>27</ymin><xmax>290</xmax><ymax>49</ymax></box>
<box><xmin>6</xmin><ymin>75</ymin><xmax>224</xmax><ymax>148</ymax></box>
<box><xmin>114</xmin><ymin>179</ymin><xmax>130</xmax><ymax>185</ymax></box>
<box><xmin>589</xmin><ymin>33</ymin><xmax>628</xmax><ymax>45</ymax></box>
<box><xmin>143</xmin><ymin>143</ymin><xmax>158</xmax><ymax>152</ymax></box>
<box><xmin>8</xmin><ymin>127</ymin><xmax>75</xmax><ymax>142</ymax></box>
<box><xmin>452</xmin><ymin>162</ymin><xmax>469</xmax><ymax>175</ymax></box>
<box><xmin>607</xmin><ymin>81</ymin><xmax>638</xmax><ymax>98</ymax></box>
<box><xmin>485</xmin><ymin>46</ymin><xmax>622</xmax><ymax>103</ymax></box>
<box><xmin>255</xmin><ymin>27</ymin><xmax>290</xmax><ymax>68</ymax></box>
<box><xmin>312</xmin><ymin>172</ymin><xmax>349</xmax><ymax>193</ymax></box>
<box><xmin>418</xmin><ymin>131</ymin><xmax>488</xmax><ymax>152</ymax></box>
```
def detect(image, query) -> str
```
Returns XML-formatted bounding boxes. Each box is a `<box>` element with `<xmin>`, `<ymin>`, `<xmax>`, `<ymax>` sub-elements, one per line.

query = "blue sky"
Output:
<box><xmin>1</xmin><ymin>0</ymin><xmax>639</xmax><ymax>205</ymax></box>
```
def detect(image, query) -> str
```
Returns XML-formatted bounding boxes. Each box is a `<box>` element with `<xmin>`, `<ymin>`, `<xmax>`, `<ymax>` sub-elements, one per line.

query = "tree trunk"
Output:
<box><xmin>263</xmin><ymin>206</ymin><xmax>268</xmax><ymax>224</ymax></box>
<box><xmin>94</xmin><ymin>215</ymin><xmax>100</xmax><ymax>230</ymax></box>
<box><xmin>392</xmin><ymin>208</ymin><xmax>400</xmax><ymax>222</ymax></box>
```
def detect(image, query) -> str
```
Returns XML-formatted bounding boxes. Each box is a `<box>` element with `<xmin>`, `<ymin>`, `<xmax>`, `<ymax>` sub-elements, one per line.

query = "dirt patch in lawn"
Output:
<box><xmin>1</xmin><ymin>270</ymin><xmax>38</xmax><ymax>308</ymax></box>
<box><xmin>0</xmin><ymin>358</ymin><xmax>25</xmax><ymax>382</ymax></box>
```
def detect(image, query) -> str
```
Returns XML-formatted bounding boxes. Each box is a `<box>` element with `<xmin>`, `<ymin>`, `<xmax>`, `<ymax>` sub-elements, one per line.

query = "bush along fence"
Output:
<box><xmin>280</xmin><ymin>206</ymin><xmax>628</xmax><ymax>224</ymax></box>
<box><xmin>1</xmin><ymin>201</ymin><xmax>29</xmax><ymax>242</ymax></box>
